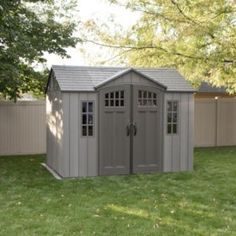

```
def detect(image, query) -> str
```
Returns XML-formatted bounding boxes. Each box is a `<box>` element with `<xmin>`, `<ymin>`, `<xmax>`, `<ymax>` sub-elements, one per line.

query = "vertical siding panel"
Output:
<box><xmin>172</xmin><ymin>94</ymin><xmax>181</xmax><ymax>171</ymax></box>
<box><xmin>77</xmin><ymin>94</ymin><xmax>81</xmax><ymax>176</ymax></box>
<box><xmin>57</xmin><ymin>92</ymin><xmax>64</xmax><ymax>176</ymax></box>
<box><xmin>48</xmin><ymin>88</ymin><xmax>64</xmax><ymax>176</ymax></box>
<box><xmin>159</xmin><ymin>91</ymin><xmax>164</xmax><ymax>171</ymax></box>
<box><xmin>46</xmin><ymin>95</ymin><xmax>52</xmax><ymax>168</ymax></box>
<box><xmin>52</xmin><ymin>97</ymin><xmax>58</xmax><ymax>171</ymax></box>
<box><xmin>87</xmin><ymin>93</ymin><xmax>98</xmax><ymax>176</ymax></box>
<box><xmin>180</xmin><ymin>94</ymin><xmax>188</xmax><ymax>170</ymax></box>
<box><xmin>78</xmin><ymin>93</ymin><xmax>88</xmax><ymax>177</ymax></box>
<box><xmin>163</xmin><ymin>93</ymin><xmax>172</xmax><ymax>172</ymax></box>
<box><xmin>52</xmin><ymin>94</ymin><xmax>57</xmax><ymax>171</ymax></box>
<box><xmin>69</xmin><ymin>93</ymin><xmax>79</xmax><ymax>177</ymax></box>
<box><xmin>62</xmin><ymin>93</ymin><xmax>70</xmax><ymax>177</ymax></box>
<box><xmin>50</xmin><ymin>93</ymin><xmax>55</xmax><ymax>170</ymax></box>
<box><xmin>188</xmin><ymin>94</ymin><xmax>194</xmax><ymax>170</ymax></box>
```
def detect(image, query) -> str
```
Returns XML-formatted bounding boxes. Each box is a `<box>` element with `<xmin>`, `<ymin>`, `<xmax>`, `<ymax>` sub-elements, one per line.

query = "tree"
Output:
<box><xmin>84</xmin><ymin>0</ymin><xmax>236</xmax><ymax>92</ymax></box>
<box><xmin>0</xmin><ymin>0</ymin><xmax>78</xmax><ymax>100</ymax></box>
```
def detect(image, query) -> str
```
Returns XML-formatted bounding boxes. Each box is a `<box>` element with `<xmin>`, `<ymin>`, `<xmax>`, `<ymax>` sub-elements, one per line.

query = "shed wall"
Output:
<box><xmin>46</xmin><ymin>78</ymin><xmax>64</xmax><ymax>176</ymax></box>
<box><xmin>62</xmin><ymin>92</ymin><xmax>98</xmax><ymax>177</ymax></box>
<box><xmin>163</xmin><ymin>93</ymin><xmax>194</xmax><ymax>172</ymax></box>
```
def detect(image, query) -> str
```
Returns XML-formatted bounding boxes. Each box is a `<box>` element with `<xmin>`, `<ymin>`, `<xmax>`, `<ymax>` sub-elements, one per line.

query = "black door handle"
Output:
<box><xmin>126</xmin><ymin>124</ymin><xmax>130</xmax><ymax>136</ymax></box>
<box><xmin>127</xmin><ymin>122</ymin><xmax>137</xmax><ymax>136</ymax></box>
<box><xmin>133</xmin><ymin>122</ymin><xmax>137</xmax><ymax>136</ymax></box>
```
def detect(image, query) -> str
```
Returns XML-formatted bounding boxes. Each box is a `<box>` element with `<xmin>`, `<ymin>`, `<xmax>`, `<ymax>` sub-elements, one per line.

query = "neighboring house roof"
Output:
<box><xmin>198</xmin><ymin>82</ymin><xmax>227</xmax><ymax>93</ymax></box>
<box><xmin>51</xmin><ymin>65</ymin><xmax>195</xmax><ymax>92</ymax></box>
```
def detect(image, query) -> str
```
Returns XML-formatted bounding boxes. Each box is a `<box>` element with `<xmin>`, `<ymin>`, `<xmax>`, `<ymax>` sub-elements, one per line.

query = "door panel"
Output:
<box><xmin>132</xmin><ymin>86</ymin><xmax>162</xmax><ymax>173</ymax></box>
<box><xmin>99</xmin><ymin>84</ymin><xmax>163</xmax><ymax>175</ymax></box>
<box><xmin>99</xmin><ymin>85</ymin><xmax>130</xmax><ymax>175</ymax></box>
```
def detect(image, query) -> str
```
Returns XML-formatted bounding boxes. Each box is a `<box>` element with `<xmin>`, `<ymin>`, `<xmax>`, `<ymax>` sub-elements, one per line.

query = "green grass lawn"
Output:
<box><xmin>0</xmin><ymin>147</ymin><xmax>236</xmax><ymax>236</ymax></box>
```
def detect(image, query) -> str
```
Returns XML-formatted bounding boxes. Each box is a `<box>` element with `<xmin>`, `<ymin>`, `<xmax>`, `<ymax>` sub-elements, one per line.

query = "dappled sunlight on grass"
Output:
<box><xmin>106</xmin><ymin>204</ymin><xmax>150</xmax><ymax>219</ymax></box>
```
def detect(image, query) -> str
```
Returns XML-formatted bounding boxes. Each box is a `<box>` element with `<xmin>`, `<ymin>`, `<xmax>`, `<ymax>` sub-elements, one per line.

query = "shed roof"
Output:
<box><xmin>198</xmin><ymin>82</ymin><xmax>227</xmax><ymax>93</ymax></box>
<box><xmin>51</xmin><ymin>65</ymin><xmax>195</xmax><ymax>92</ymax></box>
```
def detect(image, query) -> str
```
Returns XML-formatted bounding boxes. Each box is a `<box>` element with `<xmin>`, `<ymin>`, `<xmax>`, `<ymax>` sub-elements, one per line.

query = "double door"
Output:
<box><xmin>99</xmin><ymin>85</ymin><xmax>163</xmax><ymax>175</ymax></box>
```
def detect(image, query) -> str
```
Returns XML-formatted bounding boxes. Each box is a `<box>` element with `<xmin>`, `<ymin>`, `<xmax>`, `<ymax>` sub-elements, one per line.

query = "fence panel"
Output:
<box><xmin>0</xmin><ymin>98</ymin><xmax>235</xmax><ymax>156</ymax></box>
<box><xmin>0</xmin><ymin>101</ymin><xmax>46</xmax><ymax>155</ymax></box>
<box><xmin>194</xmin><ymin>99</ymin><xmax>217</xmax><ymax>147</ymax></box>
<box><xmin>195</xmin><ymin>98</ymin><xmax>236</xmax><ymax>147</ymax></box>
<box><xmin>217</xmin><ymin>99</ymin><xmax>236</xmax><ymax>146</ymax></box>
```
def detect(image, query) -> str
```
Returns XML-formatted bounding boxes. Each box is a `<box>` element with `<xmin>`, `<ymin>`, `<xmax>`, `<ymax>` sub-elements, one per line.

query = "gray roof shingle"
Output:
<box><xmin>198</xmin><ymin>82</ymin><xmax>226</xmax><ymax>93</ymax></box>
<box><xmin>51</xmin><ymin>65</ymin><xmax>195</xmax><ymax>92</ymax></box>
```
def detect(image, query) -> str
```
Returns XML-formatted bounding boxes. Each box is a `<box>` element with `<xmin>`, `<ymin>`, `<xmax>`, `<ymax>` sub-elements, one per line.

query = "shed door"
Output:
<box><xmin>99</xmin><ymin>85</ymin><xmax>131</xmax><ymax>175</ymax></box>
<box><xmin>99</xmin><ymin>85</ymin><xmax>162</xmax><ymax>175</ymax></box>
<box><xmin>132</xmin><ymin>86</ymin><xmax>162</xmax><ymax>173</ymax></box>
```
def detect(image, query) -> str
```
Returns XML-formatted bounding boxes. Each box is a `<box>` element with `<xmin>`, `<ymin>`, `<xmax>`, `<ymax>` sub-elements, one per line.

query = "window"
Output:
<box><xmin>82</xmin><ymin>101</ymin><xmax>94</xmax><ymax>136</ymax></box>
<box><xmin>138</xmin><ymin>90</ymin><xmax>157</xmax><ymax>107</ymax></box>
<box><xmin>105</xmin><ymin>90</ymin><xmax>124</xmax><ymax>107</ymax></box>
<box><xmin>167</xmin><ymin>101</ymin><xmax>178</xmax><ymax>134</ymax></box>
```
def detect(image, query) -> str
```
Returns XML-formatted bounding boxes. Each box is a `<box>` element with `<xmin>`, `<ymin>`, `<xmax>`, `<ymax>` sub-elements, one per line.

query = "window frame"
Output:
<box><xmin>166</xmin><ymin>100</ymin><xmax>179</xmax><ymax>135</ymax></box>
<box><xmin>104</xmin><ymin>90</ymin><xmax>125</xmax><ymax>108</ymax></box>
<box><xmin>81</xmin><ymin>100</ymin><xmax>95</xmax><ymax>137</ymax></box>
<box><xmin>138</xmin><ymin>90</ymin><xmax>157</xmax><ymax>107</ymax></box>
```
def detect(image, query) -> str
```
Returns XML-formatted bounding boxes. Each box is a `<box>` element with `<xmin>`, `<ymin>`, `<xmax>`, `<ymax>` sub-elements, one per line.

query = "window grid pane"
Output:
<box><xmin>167</xmin><ymin>101</ymin><xmax>178</xmax><ymax>134</ymax></box>
<box><xmin>82</xmin><ymin>125</ymin><xmax>87</xmax><ymax>136</ymax></box>
<box><xmin>82</xmin><ymin>101</ymin><xmax>94</xmax><ymax>137</ymax></box>
<box><xmin>138</xmin><ymin>90</ymin><xmax>157</xmax><ymax>107</ymax></box>
<box><xmin>105</xmin><ymin>90</ymin><xmax>125</xmax><ymax>107</ymax></box>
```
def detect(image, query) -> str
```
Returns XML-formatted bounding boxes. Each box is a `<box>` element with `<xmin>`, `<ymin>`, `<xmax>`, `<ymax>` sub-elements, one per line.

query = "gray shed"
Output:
<box><xmin>46</xmin><ymin>66</ymin><xmax>195</xmax><ymax>178</ymax></box>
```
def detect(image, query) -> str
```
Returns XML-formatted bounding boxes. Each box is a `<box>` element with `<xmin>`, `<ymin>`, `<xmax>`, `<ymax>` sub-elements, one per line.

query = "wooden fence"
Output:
<box><xmin>0</xmin><ymin>101</ymin><xmax>46</xmax><ymax>155</ymax></box>
<box><xmin>0</xmin><ymin>98</ymin><xmax>235</xmax><ymax>156</ymax></box>
<box><xmin>195</xmin><ymin>98</ymin><xmax>236</xmax><ymax>147</ymax></box>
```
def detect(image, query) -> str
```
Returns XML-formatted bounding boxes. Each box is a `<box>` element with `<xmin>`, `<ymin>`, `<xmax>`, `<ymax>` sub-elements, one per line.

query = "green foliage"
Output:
<box><xmin>0</xmin><ymin>0</ymin><xmax>78</xmax><ymax>100</ymax></box>
<box><xmin>84</xmin><ymin>0</ymin><xmax>236</xmax><ymax>92</ymax></box>
<box><xmin>1</xmin><ymin>147</ymin><xmax>236</xmax><ymax>235</ymax></box>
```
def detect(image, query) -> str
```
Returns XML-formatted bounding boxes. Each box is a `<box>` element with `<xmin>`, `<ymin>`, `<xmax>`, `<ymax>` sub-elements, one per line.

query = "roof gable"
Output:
<box><xmin>95</xmin><ymin>68</ymin><xmax>167</xmax><ymax>89</ymax></box>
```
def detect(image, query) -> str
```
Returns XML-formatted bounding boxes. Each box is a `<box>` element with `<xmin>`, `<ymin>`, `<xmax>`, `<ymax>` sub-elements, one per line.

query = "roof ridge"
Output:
<box><xmin>51</xmin><ymin>65</ymin><xmax>177</xmax><ymax>71</ymax></box>
<box><xmin>95</xmin><ymin>68</ymin><xmax>167</xmax><ymax>89</ymax></box>
<box><xmin>52</xmin><ymin>65</ymin><xmax>125</xmax><ymax>69</ymax></box>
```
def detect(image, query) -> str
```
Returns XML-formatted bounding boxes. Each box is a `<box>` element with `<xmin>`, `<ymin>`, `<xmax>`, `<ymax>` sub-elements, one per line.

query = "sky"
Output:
<box><xmin>45</xmin><ymin>0</ymin><xmax>139</xmax><ymax>68</ymax></box>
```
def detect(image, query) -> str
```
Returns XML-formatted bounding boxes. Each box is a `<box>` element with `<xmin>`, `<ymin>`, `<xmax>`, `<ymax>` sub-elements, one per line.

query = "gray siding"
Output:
<box><xmin>46</xmin><ymin>77</ymin><xmax>64</xmax><ymax>176</ymax></box>
<box><xmin>163</xmin><ymin>93</ymin><xmax>194</xmax><ymax>172</ymax></box>
<box><xmin>61</xmin><ymin>92</ymin><xmax>98</xmax><ymax>177</ymax></box>
<box><xmin>188</xmin><ymin>95</ymin><xmax>194</xmax><ymax>170</ymax></box>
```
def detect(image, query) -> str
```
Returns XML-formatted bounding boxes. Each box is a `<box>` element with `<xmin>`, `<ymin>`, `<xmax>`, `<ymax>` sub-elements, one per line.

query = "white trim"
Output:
<box><xmin>41</xmin><ymin>163</ymin><xmax>62</xmax><ymax>180</ymax></box>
